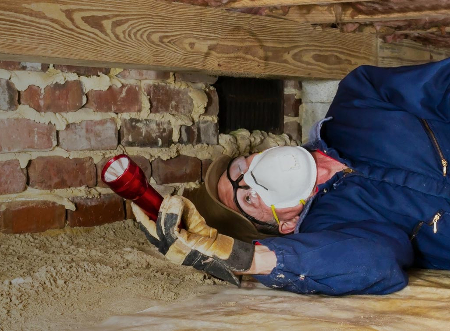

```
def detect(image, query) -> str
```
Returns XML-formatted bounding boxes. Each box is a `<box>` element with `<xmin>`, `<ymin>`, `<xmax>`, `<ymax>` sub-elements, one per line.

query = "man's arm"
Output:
<box><xmin>236</xmin><ymin>245</ymin><xmax>276</xmax><ymax>275</ymax></box>
<box><xmin>134</xmin><ymin>197</ymin><xmax>413</xmax><ymax>295</ymax></box>
<box><xmin>246</xmin><ymin>221</ymin><xmax>414</xmax><ymax>296</ymax></box>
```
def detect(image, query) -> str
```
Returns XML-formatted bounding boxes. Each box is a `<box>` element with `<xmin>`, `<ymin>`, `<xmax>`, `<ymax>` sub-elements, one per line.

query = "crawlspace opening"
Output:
<box><xmin>214</xmin><ymin>76</ymin><xmax>284</xmax><ymax>134</ymax></box>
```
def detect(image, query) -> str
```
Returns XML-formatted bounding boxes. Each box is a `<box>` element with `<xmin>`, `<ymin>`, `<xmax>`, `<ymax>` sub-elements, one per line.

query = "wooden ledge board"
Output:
<box><xmin>0</xmin><ymin>0</ymin><xmax>376</xmax><ymax>79</ymax></box>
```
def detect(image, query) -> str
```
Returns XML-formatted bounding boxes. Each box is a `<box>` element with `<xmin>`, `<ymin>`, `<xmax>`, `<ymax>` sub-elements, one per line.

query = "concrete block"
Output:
<box><xmin>301</xmin><ymin>103</ymin><xmax>331</xmax><ymax>143</ymax></box>
<box><xmin>302</xmin><ymin>80</ymin><xmax>340</xmax><ymax>103</ymax></box>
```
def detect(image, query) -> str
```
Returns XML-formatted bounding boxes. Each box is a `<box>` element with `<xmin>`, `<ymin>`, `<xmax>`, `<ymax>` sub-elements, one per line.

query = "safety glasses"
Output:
<box><xmin>226</xmin><ymin>157</ymin><xmax>274</xmax><ymax>228</ymax></box>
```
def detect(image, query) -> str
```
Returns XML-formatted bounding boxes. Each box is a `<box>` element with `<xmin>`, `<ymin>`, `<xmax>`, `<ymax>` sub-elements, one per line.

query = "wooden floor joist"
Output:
<box><xmin>224</xmin><ymin>0</ymin><xmax>372</xmax><ymax>9</ymax></box>
<box><xmin>0</xmin><ymin>0</ymin><xmax>377</xmax><ymax>79</ymax></box>
<box><xmin>272</xmin><ymin>4</ymin><xmax>450</xmax><ymax>24</ymax></box>
<box><xmin>378</xmin><ymin>39</ymin><xmax>450</xmax><ymax>68</ymax></box>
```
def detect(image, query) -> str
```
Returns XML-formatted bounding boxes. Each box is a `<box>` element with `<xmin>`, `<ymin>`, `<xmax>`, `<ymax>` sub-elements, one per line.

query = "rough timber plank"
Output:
<box><xmin>272</xmin><ymin>4</ymin><xmax>450</xmax><ymax>24</ymax></box>
<box><xmin>378</xmin><ymin>39</ymin><xmax>450</xmax><ymax>67</ymax></box>
<box><xmin>0</xmin><ymin>0</ymin><xmax>376</xmax><ymax>79</ymax></box>
<box><xmin>224</xmin><ymin>0</ymin><xmax>371</xmax><ymax>9</ymax></box>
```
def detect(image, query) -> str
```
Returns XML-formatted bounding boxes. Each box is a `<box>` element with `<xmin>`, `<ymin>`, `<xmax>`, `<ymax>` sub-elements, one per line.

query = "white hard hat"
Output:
<box><xmin>243</xmin><ymin>146</ymin><xmax>317</xmax><ymax>208</ymax></box>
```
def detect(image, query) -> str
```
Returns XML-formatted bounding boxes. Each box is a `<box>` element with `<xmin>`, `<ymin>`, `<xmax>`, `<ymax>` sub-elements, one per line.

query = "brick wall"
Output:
<box><xmin>283</xmin><ymin>80</ymin><xmax>302</xmax><ymax>144</ymax></box>
<box><xmin>0</xmin><ymin>60</ymin><xmax>300</xmax><ymax>234</ymax></box>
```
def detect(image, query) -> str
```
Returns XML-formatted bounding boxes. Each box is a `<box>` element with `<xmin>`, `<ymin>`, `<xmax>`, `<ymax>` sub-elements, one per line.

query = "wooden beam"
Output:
<box><xmin>270</xmin><ymin>4</ymin><xmax>450</xmax><ymax>24</ymax></box>
<box><xmin>392</xmin><ymin>27</ymin><xmax>450</xmax><ymax>35</ymax></box>
<box><xmin>378</xmin><ymin>39</ymin><xmax>450</xmax><ymax>67</ymax></box>
<box><xmin>224</xmin><ymin>0</ymin><xmax>371</xmax><ymax>9</ymax></box>
<box><xmin>0</xmin><ymin>0</ymin><xmax>376</xmax><ymax>79</ymax></box>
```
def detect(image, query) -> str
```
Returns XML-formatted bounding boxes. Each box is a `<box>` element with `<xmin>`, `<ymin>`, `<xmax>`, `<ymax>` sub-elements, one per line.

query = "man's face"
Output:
<box><xmin>217</xmin><ymin>153</ymin><xmax>306</xmax><ymax>234</ymax></box>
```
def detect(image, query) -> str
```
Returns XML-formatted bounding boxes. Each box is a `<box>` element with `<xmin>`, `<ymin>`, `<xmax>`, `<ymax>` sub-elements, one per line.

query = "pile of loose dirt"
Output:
<box><xmin>0</xmin><ymin>220</ymin><xmax>227</xmax><ymax>331</ymax></box>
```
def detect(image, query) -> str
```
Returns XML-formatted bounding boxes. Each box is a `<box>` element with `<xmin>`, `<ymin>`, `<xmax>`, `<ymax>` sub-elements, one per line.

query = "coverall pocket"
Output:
<box><xmin>412</xmin><ymin>211</ymin><xmax>450</xmax><ymax>269</ymax></box>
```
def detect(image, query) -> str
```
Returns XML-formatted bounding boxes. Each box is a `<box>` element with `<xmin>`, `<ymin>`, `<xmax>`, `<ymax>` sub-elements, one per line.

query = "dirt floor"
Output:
<box><xmin>0</xmin><ymin>220</ymin><xmax>228</xmax><ymax>331</ymax></box>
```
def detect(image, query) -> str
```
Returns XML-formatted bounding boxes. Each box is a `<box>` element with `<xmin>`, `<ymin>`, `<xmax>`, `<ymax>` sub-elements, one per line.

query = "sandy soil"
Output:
<box><xmin>0</xmin><ymin>220</ymin><xmax>228</xmax><ymax>331</ymax></box>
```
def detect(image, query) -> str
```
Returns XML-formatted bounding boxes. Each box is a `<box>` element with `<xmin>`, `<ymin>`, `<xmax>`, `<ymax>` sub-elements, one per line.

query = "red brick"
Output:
<box><xmin>86</xmin><ymin>85</ymin><xmax>141</xmax><ymax>113</ymax></box>
<box><xmin>67</xmin><ymin>194</ymin><xmax>125</xmax><ymax>227</ymax></box>
<box><xmin>175</xmin><ymin>72</ymin><xmax>218</xmax><ymax>84</ymax></box>
<box><xmin>179</xmin><ymin>121</ymin><xmax>217</xmax><ymax>145</ymax></box>
<box><xmin>28</xmin><ymin>156</ymin><xmax>96</xmax><ymax>190</ymax></box>
<box><xmin>284</xmin><ymin>121</ymin><xmax>301</xmax><ymax>143</ymax></box>
<box><xmin>0</xmin><ymin>61</ymin><xmax>22</xmax><ymax>70</ymax></box>
<box><xmin>21</xmin><ymin>81</ymin><xmax>85</xmax><ymax>113</ymax></box>
<box><xmin>117</xmin><ymin>69</ymin><xmax>170</xmax><ymax>80</ymax></box>
<box><xmin>284</xmin><ymin>80</ymin><xmax>301</xmax><ymax>90</ymax></box>
<box><xmin>152</xmin><ymin>155</ymin><xmax>201</xmax><ymax>184</ymax></box>
<box><xmin>19</xmin><ymin>63</ymin><xmax>49</xmax><ymax>72</ymax></box>
<box><xmin>197</xmin><ymin>121</ymin><xmax>218</xmax><ymax>145</ymax></box>
<box><xmin>0</xmin><ymin>201</ymin><xmax>65</xmax><ymax>234</ymax></box>
<box><xmin>97</xmin><ymin>155</ymin><xmax>151</xmax><ymax>188</ymax></box>
<box><xmin>0</xmin><ymin>119</ymin><xmax>56</xmax><ymax>152</ymax></box>
<box><xmin>201</xmin><ymin>159</ymin><xmax>213</xmax><ymax>182</ymax></box>
<box><xmin>284</xmin><ymin>94</ymin><xmax>301</xmax><ymax>117</ymax></box>
<box><xmin>179</xmin><ymin>125</ymin><xmax>197</xmax><ymax>145</ymax></box>
<box><xmin>59</xmin><ymin>119</ymin><xmax>118</xmax><ymax>151</ymax></box>
<box><xmin>0</xmin><ymin>160</ymin><xmax>27</xmax><ymax>195</ymax></box>
<box><xmin>204</xmin><ymin>87</ymin><xmax>219</xmax><ymax>116</ymax></box>
<box><xmin>0</xmin><ymin>61</ymin><xmax>48</xmax><ymax>71</ymax></box>
<box><xmin>0</xmin><ymin>79</ymin><xmax>18</xmax><ymax>111</ymax></box>
<box><xmin>120</xmin><ymin>119</ymin><xmax>173</xmax><ymax>148</ymax></box>
<box><xmin>145</xmin><ymin>84</ymin><xmax>193</xmax><ymax>114</ymax></box>
<box><xmin>54</xmin><ymin>65</ymin><xmax>109</xmax><ymax>76</ymax></box>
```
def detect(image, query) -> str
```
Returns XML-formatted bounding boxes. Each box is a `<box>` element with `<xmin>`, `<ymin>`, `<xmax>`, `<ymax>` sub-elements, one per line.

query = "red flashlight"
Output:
<box><xmin>101</xmin><ymin>154</ymin><xmax>163</xmax><ymax>221</ymax></box>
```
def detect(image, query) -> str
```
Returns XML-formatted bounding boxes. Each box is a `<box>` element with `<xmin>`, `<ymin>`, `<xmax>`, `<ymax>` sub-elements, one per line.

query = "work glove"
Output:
<box><xmin>131</xmin><ymin>196</ymin><xmax>255</xmax><ymax>286</ymax></box>
<box><xmin>131</xmin><ymin>202</ymin><xmax>161</xmax><ymax>248</ymax></box>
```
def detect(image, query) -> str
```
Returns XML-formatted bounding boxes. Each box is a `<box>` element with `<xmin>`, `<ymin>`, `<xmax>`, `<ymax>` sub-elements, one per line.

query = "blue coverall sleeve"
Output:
<box><xmin>333</xmin><ymin>58</ymin><xmax>450</xmax><ymax>122</ymax></box>
<box><xmin>253</xmin><ymin>221</ymin><xmax>414</xmax><ymax>296</ymax></box>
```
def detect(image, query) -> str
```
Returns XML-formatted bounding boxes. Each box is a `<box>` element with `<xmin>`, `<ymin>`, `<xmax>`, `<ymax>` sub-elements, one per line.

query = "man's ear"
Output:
<box><xmin>279</xmin><ymin>216</ymin><xmax>299</xmax><ymax>234</ymax></box>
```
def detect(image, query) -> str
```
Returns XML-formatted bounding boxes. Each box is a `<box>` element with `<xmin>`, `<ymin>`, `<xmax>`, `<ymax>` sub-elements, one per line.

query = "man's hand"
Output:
<box><xmin>131</xmin><ymin>202</ymin><xmax>161</xmax><ymax>247</ymax></box>
<box><xmin>132</xmin><ymin>196</ymin><xmax>255</xmax><ymax>286</ymax></box>
<box><xmin>239</xmin><ymin>245</ymin><xmax>277</xmax><ymax>275</ymax></box>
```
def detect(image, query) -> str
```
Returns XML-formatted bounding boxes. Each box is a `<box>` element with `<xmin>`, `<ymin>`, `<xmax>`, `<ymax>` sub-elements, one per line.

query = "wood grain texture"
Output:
<box><xmin>224</xmin><ymin>0</ymin><xmax>371</xmax><ymax>9</ymax></box>
<box><xmin>277</xmin><ymin>4</ymin><xmax>450</xmax><ymax>24</ymax></box>
<box><xmin>378</xmin><ymin>39</ymin><xmax>450</xmax><ymax>67</ymax></box>
<box><xmin>0</xmin><ymin>0</ymin><xmax>376</xmax><ymax>79</ymax></box>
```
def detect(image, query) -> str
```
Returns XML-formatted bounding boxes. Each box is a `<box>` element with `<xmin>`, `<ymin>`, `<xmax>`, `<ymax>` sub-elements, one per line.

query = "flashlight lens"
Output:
<box><xmin>104</xmin><ymin>157</ymin><xmax>130</xmax><ymax>182</ymax></box>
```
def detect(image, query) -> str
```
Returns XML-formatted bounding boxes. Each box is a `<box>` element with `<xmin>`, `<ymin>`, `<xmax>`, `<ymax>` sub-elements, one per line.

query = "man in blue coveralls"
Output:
<box><xmin>132</xmin><ymin>58</ymin><xmax>450</xmax><ymax>296</ymax></box>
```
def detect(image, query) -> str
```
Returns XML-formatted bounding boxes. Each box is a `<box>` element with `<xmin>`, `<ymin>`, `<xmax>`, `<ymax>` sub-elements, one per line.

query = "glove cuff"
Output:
<box><xmin>224</xmin><ymin>239</ymin><xmax>255</xmax><ymax>272</ymax></box>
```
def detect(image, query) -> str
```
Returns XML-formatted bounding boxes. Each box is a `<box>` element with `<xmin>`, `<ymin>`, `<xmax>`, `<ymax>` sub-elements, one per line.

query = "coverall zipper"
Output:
<box><xmin>421</xmin><ymin>119</ymin><xmax>448</xmax><ymax>176</ymax></box>
<box><xmin>410</xmin><ymin>211</ymin><xmax>443</xmax><ymax>240</ymax></box>
<box><xmin>343</xmin><ymin>168</ymin><xmax>354</xmax><ymax>174</ymax></box>
<box><xmin>431</xmin><ymin>212</ymin><xmax>442</xmax><ymax>234</ymax></box>
<box><xmin>332</xmin><ymin>167</ymin><xmax>354</xmax><ymax>189</ymax></box>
